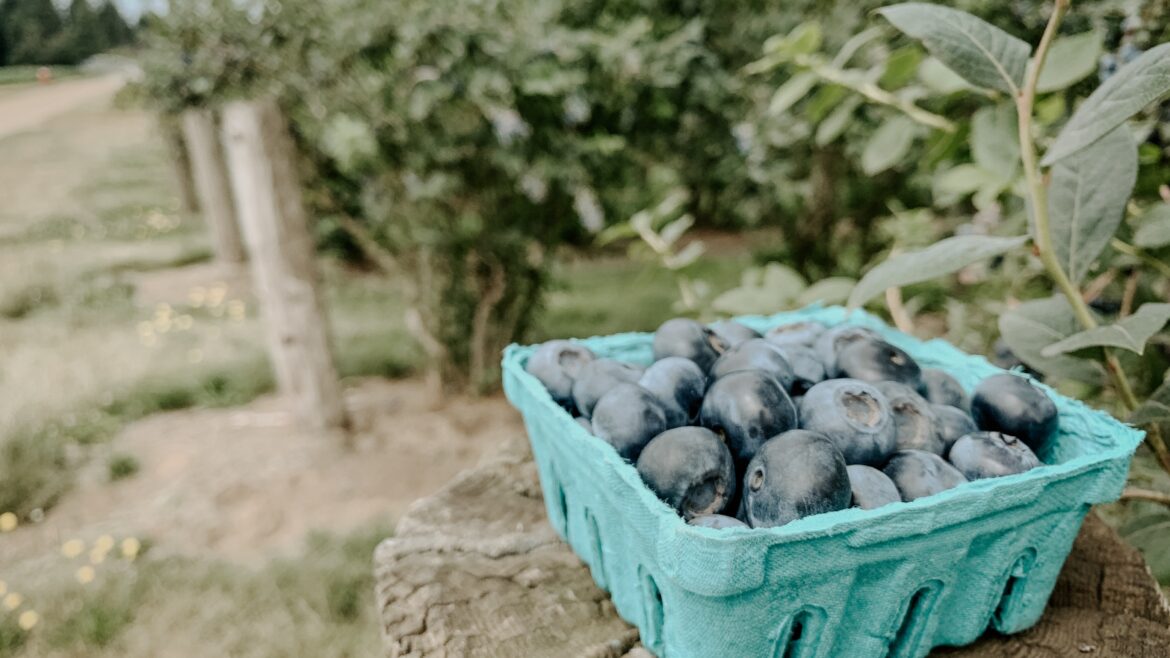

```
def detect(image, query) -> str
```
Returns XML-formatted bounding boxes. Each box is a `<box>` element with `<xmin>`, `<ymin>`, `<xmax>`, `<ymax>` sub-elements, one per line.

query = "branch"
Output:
<box><xmin>1122</xmin><ymin>486</ymin><xmax>1170</xmax><ymax>508</ymax></box>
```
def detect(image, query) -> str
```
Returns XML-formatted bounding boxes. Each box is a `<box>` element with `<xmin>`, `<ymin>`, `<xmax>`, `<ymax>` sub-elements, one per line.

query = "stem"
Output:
<box><xmin>794</xmin><ymin>54</ymin><xmax>957</xmax><ymax>132</ymax></box>
<box><xmin>1112</xmin><ymin>238</ymin><xmax>1170</xmax><ymax>278</ymax></box>
<box><xmin>1016</xmin><ymin>0</ymin><xmax>1170</xmax><ymax>473</ymax></box>
<box><xmin>1121</xmin><ymin>486</ymin><xmax>1170</xmax><ymax>508</ymax></box>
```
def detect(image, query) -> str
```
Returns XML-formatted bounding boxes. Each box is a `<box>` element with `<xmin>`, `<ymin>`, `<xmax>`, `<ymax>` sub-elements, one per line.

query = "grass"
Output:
<box><xmin>1</xmin><ymin>523</ymin><xmax>390</xmax><ymax>657</ymax></box>
<box><xmin>0</xmin><ymin>66</ymin><xmax>80</xmax><ymax>87</ymax></box>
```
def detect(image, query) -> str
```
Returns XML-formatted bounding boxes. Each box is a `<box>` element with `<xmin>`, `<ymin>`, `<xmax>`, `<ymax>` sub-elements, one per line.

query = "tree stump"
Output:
<box><xmin>374</xmin><ymin>440</ymin><xmax>1170</xmax><ymax>657</ymax></box>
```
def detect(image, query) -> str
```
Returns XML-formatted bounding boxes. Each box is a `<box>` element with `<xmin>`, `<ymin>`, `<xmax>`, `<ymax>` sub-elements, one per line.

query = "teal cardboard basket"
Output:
<box><xmin>501</xmin><ymin>306</ymin><xmax>1143</xmax><ymax>658</ymax></box>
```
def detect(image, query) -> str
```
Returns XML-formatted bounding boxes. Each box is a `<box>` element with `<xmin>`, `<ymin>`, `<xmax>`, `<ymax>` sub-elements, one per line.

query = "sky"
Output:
<box><xmin>111</xmin><ymin>0</ymin><xmax>164</xmax><ymax>21</ymax></box>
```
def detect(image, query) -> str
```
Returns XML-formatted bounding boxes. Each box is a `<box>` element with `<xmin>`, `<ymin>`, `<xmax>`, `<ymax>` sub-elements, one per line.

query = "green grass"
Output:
<box><xmin>0</xmin><ymin>66</ymin><xmax>80</xmax><ymax>87</ymax></box>
<box><xmin>105</xmin><ymin>454</ymin><xmax>140</xmax><ymax>482</ymax></box>
<box><xmin>4</xmin><ymin>523</ymin><xmax>391</xmax><ymax>658</ymax></box>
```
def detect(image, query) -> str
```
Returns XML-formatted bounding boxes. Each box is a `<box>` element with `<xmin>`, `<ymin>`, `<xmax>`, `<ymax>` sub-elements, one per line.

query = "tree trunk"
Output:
<box><xmin>181</xmin><ymin>108</ymin><xmax>247</xmax><ymax>264</ymax></box>
<box><xmin>159</xmin><ymin>113</ymin><xmax>199</xmax><ymax>214</ymax></box>
<box><xmin>220</xmin><ymin>98</ymin><xmax>347</xmax><ymax>432</ymax></box>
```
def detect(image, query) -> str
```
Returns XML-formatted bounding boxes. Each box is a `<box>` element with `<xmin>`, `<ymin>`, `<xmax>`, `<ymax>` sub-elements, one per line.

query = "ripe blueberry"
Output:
<box><xmin>592</xmin><ymin>383</ymin><xmax>669</xmax><ymax>461</ymax></box>
<box><xmin>875</xmin><ymin>381</ymin><xmax>945</xmax><ymax>455</ymax></box>
<box><xmin>688</xmin><ymin>514</ymin><xmax>748</xmax><ymax>530</ymax></box>
<box><xmin>709</xmin><ymin>339</ymin><xmax>796</xmax><ymax>391</ymax></box>
<box><xmin>799</xmin><ymin>379</ymin><xmax>896</xmax><ymax>466</ymax></box>
<box><xmin>739</xmin><ymin>430</ymin><xmax>851</xmax><ymax>528</ymax></box>
<box><xmin>948</xmin><ymin>431</ymin><xmax>1042</xmax><ymax>480</ymax></box>
<box><xmin>636</xmin><ymin>427</ymin><xmax>736</xmax><ymax>520</ymax></box>
<box><xmin>767</xmin><ymin>344</ymin><xmax>826</xmax><ymax>396</ymax></box>
<box><xmin>652</xmin><ymin>318</ymin><xmax>728</xmax><ymax>372</ymax></box>
<box><xmin>932</xmin><ymin>403</ymin><xmax>976</xmax><ymax>454</ymax></box>
<box><xmin>764</xmin><ymin>321</ymin><xmax>827</xmax><ymax>349</ymax></box>
<box><xmin>846</xmin><ymin>464</ymin><xmax>901</xmax><ymax>510</ymax></box>
<box><xmin>813</xmin><ymin>324</ymin><xmax>880</xmax><ymax>375</ymax></box>
<box><xmin>835</xmin><ymin>336</ymin><xmax>922</xmax><ymax>388</ymax></box>
<box><xmin>639</xmin><ymin>357</ymin><xmax>708</xmax><ymax>426</ymax></box>
<box><xmin>970</xmin><ymin>374</ymin><xmax>1058</xmax><ymax>452</ymax></box>
<box><xmin>526</xmin><ymin>340</ymin><xmax>595</xmax><ymax>411</ymax></box>
<box><xmin>919</xmin><ymin>368</ymin><xmax>970</xmax><ymax>411</ymax></box>
<box><xmin>700</xmin><ymin>370</ymin><xmax>799</xmax><ymax>466</ymax></box>
<box><xmin>709</xmin><ymin>320</ymin><xmax>762</xmax><ymax>348</ymax></box>
<box><xmin>883</xmin><ymin>450</ymin><xmax>968</xmax><ymax>501</ymax></box>
<box><xmin>571</xmin><ymin>359</ymin><xmax>644</xmax><ymax>418</ymax></box>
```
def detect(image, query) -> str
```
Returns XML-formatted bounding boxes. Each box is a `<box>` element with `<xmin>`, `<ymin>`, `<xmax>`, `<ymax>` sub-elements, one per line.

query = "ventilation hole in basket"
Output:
<box><xmin>888</xmin><ymin>581</ymin><xmax>942</xmax><ymax>658</ymax></box>
<box><xmin>771</xmin><ymin>607</ymin><xmax>824</xmax><ymax>658</ymax></box>
<box><xmin>640</xmin><ymin>570</ymin><xmax>665</xmax><ymax>651</ymax></box>
<box><xmin>992</xmin><ymin>548</ymin><xmax>1037</xmax><ymax>631</ymax></box>
<box><xmin>585</xmin><ymin>509</ymin><xmax>607</xmax><ymax>589</ymax></box>
<box><xmin>547</xmin><ymin>467</ymin><xmax>569</xmax><ymax>539</ymax></box>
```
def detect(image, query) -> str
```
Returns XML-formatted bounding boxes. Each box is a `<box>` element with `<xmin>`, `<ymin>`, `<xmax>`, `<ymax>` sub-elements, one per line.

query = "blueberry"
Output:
<box><xmin>592</xmin><ymin>383</ymin><xmax>669</xmax><ymax>461</ymax></box>
<box><xmin>739</xmin><ymin>430</ymin><xmax>851</xmax><ymax>528</ymax></box>
<box><xmin>919</xmin><ymin>368</ymin><xmax>970</xmax><ymax>411</ymax></box>
<box><xmin>764</xmin><ymin>321</ymin><xmax>827</xmax><ymax>349</ymax></box>
<box><xmin>948</xmin><ymin>431</ymin><xmax>1042</xmax><ymax>480</ymax></box>
<box><xmin>883</xmin><ymin>450</ymin><xmax>968</xmax><ymax>501</ymax></box>
<box><xmin>638</xmin><ymin>357</ymin><xmax>708</xmax><ymax>426</ymax></box>
<box><xmin>570</xmin><ymin>359</ymin><xmax>644</xmax><ymax>418</ymax></box>
<box><xmin>653</xmin><ymin>318</ymin><xmax>728</xmax><ymax>372</ymax></box>
<box><xmin>636</xmin><ymin>427</ymin><xmax>736</xmax><ymax>520</ymax></box>
<box><xmin>768</xmin><ymin>344</ymin><xmax>826</xmax><ymax>396</ymax></box>
<box><xmin>526</xmin><ymin>340</ymin><xmax>595</xmax><ymax>410</ymax></box>
<box><xmin>875</xmin><ymin>381</ymin><xmax>944</xmax><ymax>455</ymax></box>
<box><xmin>799</xmin><ymin>379</ymin><xmax>896</xmax><ymax>466</ymax></box>
<box><xmin>846</xmin><ymin>465</ymin><xmax>901</xmax><ymax>510</ymax></box>
<box><xmin>835</xmin><ymin>336</ymin><xmax>922</xmax><ymax>388</ymax></box>
<box><xmin>688</xmin><ymin>514</ymin><xmax>748</xmax><ymax>530</ymax></box>
<box><xmin>813</xmin><ymin>324</ymin><xmax>879</xmax><ymax>375</ymax></box>
<box><xmin>700</xmin><ymin>370</ymin><xmax>799</xmax><ymax>466</ymax></box>
<box><xmin>575</xmin><ymin>416</ymin><xmax>593</xmax><ymax>434</ymax></box>
<box><xmin>709</xmin><ymin>339</ymin><xmax>796</xmax><ymax>391</ymax></box>
<box><xmin>709</xmin><ymin>320</ymin><xmax>762</xmax><ymax>348</ymax></box>
<box><xmin>932</xmin><ymin>404</ymin><xmax>976</xmax><ymax>454</ymax></box>
<box><xmin>970</xmin><ymin>374</ymin><xmax>1058</xmax><ymax>452</ymax></box>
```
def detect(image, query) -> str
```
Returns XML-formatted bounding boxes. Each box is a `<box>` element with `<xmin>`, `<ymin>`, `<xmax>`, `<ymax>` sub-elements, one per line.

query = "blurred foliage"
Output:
<box><xmin>0</xmin><ymin>0</ymin><xmax>134</xmax><ymax>67</ymax></box>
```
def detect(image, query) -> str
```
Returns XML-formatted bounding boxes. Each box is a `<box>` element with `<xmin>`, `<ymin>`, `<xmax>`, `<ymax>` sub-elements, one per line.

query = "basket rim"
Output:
<box><xmin>502</xmin><ymin>305</ymin><xmax>1144</xmax><ymax>545</ymax></box>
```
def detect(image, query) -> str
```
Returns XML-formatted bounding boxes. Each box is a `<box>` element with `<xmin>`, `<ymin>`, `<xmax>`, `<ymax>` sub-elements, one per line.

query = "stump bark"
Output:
<box><xmin>375</xmin><ymin>440</ymin><xmax>1170</xmax><ymax>657</ymax></box>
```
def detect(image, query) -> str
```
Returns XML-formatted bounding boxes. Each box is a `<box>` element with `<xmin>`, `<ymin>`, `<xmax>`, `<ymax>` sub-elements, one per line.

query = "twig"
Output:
<box><xmin>1112</xmin><ymin>238</ymin><xmax>1170</xmax><ymax>278</ymax></box>
<box><xmin>1081</xmin><ymin>269</ymin><xmax>1116</xmax><ymax>304</ymax></box>
<box><xmin>885</xmin><ymin>286</ymin><xmax>915</xmax><ymax>333</ymax></box>
<box><xmin>1122</xmin><ymin>486</ymin><xmax>1170</xmax><ymax>508</ymax></box>
<box><xmin>1121</xmin><ymin>269</ymin><xmax>1139</xmax><ymax>318</ymax></box>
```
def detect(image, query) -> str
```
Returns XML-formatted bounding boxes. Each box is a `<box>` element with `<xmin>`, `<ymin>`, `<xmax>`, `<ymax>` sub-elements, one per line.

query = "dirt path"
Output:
<box><xmin>0</xmin><ymin>75</ymin><xmax>125</xmax><ymax>140</ymax></box>
<box><xmin>0</xmin><ymin>378</ymin><xmax>525</xmax><ymax>566</ymax></box>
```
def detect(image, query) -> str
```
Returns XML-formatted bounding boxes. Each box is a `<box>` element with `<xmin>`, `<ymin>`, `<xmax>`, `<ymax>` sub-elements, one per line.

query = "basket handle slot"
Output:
<box><xmin>771</xmin><ymin>606</ymin><xmax>825</xmax><ymax>658</ymax></box>
<box><xmin>545</xmin><ymin>465</ymin><xmax>569</xmax><ymax>539</ymax></box>
<box><xmin>992</xmin><ymin>548</ymin><xmax>1038</xmax><ymax>632</ymax></box>
<box><xmin>639</xmin><ymin>568</ymin><xmax>665</xmax><ymax>653</ymax></box>
<box><xmin>887</xmin><ymin>580</ymin><xmax>943</xmax><ymax>658</ymax></box>
<box><xmin>585</xmin><ymin>508</ymin><xmax>607</xmax><ymax>589</ymax></box>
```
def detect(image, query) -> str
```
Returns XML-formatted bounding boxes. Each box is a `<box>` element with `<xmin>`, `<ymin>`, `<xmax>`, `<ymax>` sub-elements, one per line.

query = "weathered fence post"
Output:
<box><xmin>181</xmin><ymin>108</ymin><xmax>247</xmax><ymax>264</ymax></box>
<box><xmin>159</xmin><ymin>113</ymin><xmax>200</xmax><ymax>214</ymax></box>
<box><xmin>220</xmin><ymin>98</ymin><xmax>348</xmax><ymax>431</ymax></box>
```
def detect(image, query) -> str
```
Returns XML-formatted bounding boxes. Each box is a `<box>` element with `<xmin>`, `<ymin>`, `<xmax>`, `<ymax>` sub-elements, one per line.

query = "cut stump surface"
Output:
<box><xmin>375</xmin><ymin>440</ymin><xmax>1170</xmax><ymax>657</ymax></box>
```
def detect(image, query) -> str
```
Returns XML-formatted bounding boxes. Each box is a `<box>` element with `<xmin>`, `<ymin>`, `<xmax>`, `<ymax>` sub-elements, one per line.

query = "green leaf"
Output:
<box><xmin>768</xmin><ymin>71</ymin><xmax>818</xmax><ymax>115</ymax></box>
<box><xmin>918</xmin><ymin>57</ymin><xmax>972</xmax><ymax>94</ymax></box>
<box><xmin>1134</xmin><ymin>204</ymin><xmax>1170</xmax><ymax>249</ymax></box>
<box><xmin>1042</xmin><ymin>42</ymin><xmax>1170</xmax><ymax>166</ymax></box>
<box><xmin>880</xmin><ymin>46</ymin><xmax>924</xmax><ymax>90</ymax></box>
<box><xmin>798</xmin><ymin>277</ymin><xmax>856</xmax><ymax>306</ymax></box>
<box><xmin>1132</xmin><ymin>380</ymin><xmax>1170</xmax><ymax>425</ymax></box>
<box><xmin>1047</xmin><ymin>126</ymin><xmax>1138</xmax><ymax>284</ymax></box>
<box><xmin>933</xmin><ymin>164</ymin><xmax>1009</xmax><ymax>200</ymax></box>
<box><xmin>805</xmin><ymin>85</ymin><xmax>850</xmax><ymax>123</ymax></box>
<box><xmin>764</xmin><ymin>21</ymin><xmax>823</xmax><ymax>58</ymax></box>
<box><xmin>815</xmin><ymin>95</ymin><xmax>861</xmax><ymax>146</ymax></box>
<box><xmin>1041</xmin><ymin>303</ymin><xmax>1170</xmax><ymax>356</ymax></box>
<box><xmin>998</xmin><ymin>296</ymin><xmax>1105</xmax><ymax>383</ymax></box>
<box><xmin>970</xmin><ymin>103</ymin><xmax>1019</xmax><ymax>175</ymax></box>
<box><xmin>861</xmin><ymin>116</ymin><xmax>916</xmax><ymax>175</ymax></box>
<box><xmin>1120</xmin><ymin>513</ymin><xmax>1170</xmax><ymax>583</ymax></box>
<box><xmin>1036</xmin><ymin>31</ymin><xmax>1103</xmax><ymax>93</ymax></box>
<box><xmin>878</xmin><ymin>3</ymin><xmax>1030</xmax><ymax>94</ymax></box>
<box><xmin>711</xmin><ymin>263</ymin><xmax>808</xmax><ymax>315</ymax></box>
<box><xmin>847</xmin><ymin>234</ymin><xmax>1027</xmax><ymax>308</ymax></box>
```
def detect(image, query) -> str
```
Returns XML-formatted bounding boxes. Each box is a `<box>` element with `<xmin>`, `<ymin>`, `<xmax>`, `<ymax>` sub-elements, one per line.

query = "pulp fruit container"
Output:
<box><xmin>501</xmin><ymin>306</ymin><xmax>1143</xmax><ymax>658</ymax></box>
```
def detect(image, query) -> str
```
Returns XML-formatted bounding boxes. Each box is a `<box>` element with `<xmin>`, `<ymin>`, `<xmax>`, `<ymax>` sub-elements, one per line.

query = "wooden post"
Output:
<box><xmin>220</xmin><ymin>98</ymin><xmax>348</xmax><ymax>431</ymax></box>
<box><xmin>159</xmin><ymin>113</ymin><xmax>200</xmax><ymax>214</ymax></box>
<box><xmin>182</xmin><ymin>108</ymin><xmax>247</xmax><ymax>264</ymax></box>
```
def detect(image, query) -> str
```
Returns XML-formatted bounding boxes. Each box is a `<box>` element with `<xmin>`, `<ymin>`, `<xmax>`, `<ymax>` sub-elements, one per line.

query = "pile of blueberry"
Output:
<box><xmin>525</xmin><ymin>318</ymin><xmax>1058</xmax><ymax>530</ymax></box>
